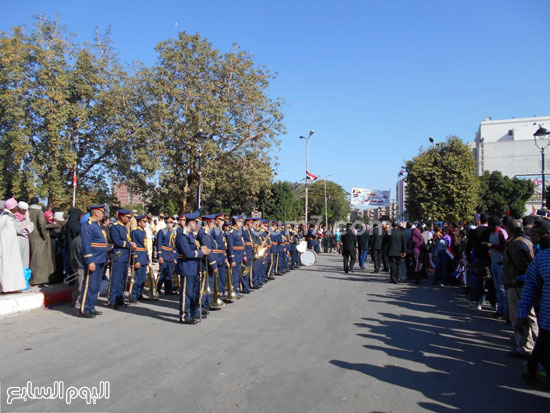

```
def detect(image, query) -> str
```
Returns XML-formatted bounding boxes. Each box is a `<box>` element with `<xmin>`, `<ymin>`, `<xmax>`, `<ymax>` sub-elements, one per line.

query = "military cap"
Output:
<box><xmin>136</xmin><ymin>214</ymin><xmax>147</xmax><ymax>221</ymax></box>
<box><xmin>118</xmin><ymin>209</ymin><xmax>131</xmax><ymax>215</ymax></box>
<box><xmin>185</xmin><ymin>212</ymin><xmax>201</xmax><ymax>221</ymax></box>
<box><xmin>89</xmin><ymin>204</ymin><xmax>105</xmax><ymax>211</ymax></box>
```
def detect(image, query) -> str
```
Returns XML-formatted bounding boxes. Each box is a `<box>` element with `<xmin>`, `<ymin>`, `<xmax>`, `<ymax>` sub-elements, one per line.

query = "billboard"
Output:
<box><xmin>351</xmin><ymin>188</ymin><xmax>390</xmax><ymax>208</ymax></box>
<box><xmin>515</xmin><ymin>175</ymin><xmax>543</xmax><ymax>196</ymax></box>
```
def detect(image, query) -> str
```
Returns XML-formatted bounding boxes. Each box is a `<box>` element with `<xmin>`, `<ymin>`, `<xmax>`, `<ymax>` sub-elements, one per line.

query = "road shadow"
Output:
<box><xmin>329</xmin><ymin>277</ymin><xmax>550</xmax><ymax>411</ymax></box>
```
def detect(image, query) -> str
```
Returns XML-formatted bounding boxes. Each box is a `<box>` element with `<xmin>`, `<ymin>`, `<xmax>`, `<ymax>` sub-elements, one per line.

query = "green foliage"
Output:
<box><xmin>257</xmin><ymin>181</ymin><xmax>303</xmax><ymax>221</ymax></box>
<box><xmin>405</xmin><ymin>136</ymin><xmax>480</xmax><ymax>221</ymax></box>
<box><xmin>132</xmin><ymin>32</ymin><xmax>285</xmax><ymax>213</ymax></box>
<box><xmin>478</xmin><ymin>171</ymin><xmax>534</xmax><ymax>218</ymax></box>
<box><xmin>0</xmin><ymin>16</ymin><xmax>135</xmax><ymax>209</ymax></box>
<box><xmin>307</xmin><ymin>180</ymin><xmax>350</xmax><ymax>224</ymax></box>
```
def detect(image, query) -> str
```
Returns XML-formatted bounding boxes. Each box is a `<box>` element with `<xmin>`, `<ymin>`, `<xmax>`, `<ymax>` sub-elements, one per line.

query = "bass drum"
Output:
<box><xmin>300</xmin><ymin>250</ymin><xmax>316</xmax><ymax>267</ymax></box>
<box><xmin>296</xmin><ymin>240</ymin><xmax>307</xmax><ymax>253</ymax></box>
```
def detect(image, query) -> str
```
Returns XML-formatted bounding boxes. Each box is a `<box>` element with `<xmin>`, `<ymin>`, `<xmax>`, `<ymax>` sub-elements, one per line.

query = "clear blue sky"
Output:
<box><xmin>2</xmin><ymin>0</ymin><xmax>549</xmax><ymax>199</ymax></box>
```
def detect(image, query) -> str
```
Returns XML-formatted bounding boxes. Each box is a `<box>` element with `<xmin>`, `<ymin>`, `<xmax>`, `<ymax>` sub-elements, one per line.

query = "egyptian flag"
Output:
<box><xmin>306</xmin><ymin>171</ymin><xmax>318</xmax><ymax>181</ymax></box>
<box><xmin>445</xmin><ymin>247</ymin><xmax>456</xmax><ymax>259</ymax></box>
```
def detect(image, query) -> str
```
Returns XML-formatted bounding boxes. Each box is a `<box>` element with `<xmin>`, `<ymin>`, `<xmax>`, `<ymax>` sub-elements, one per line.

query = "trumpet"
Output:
<box><xmin>210</xmin><ymin>267</ymin><xmax>225</xmax><ymax>310</ymax></box>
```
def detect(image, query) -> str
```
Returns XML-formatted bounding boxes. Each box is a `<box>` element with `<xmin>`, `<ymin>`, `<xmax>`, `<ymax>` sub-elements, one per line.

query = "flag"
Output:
<box><xmin>445</xmin><ymin>247</ymin><xmax>455</xmax><ymax>259</ymax></box>
<box><xmin>398</xmin><ymin>170</ymin><xmax>405</xmax><ymax>177</ymax></box>
<box><xmin>306</xmin><ymin>171</ymin><xmax>318</xmax><ymax>180</ymax></box>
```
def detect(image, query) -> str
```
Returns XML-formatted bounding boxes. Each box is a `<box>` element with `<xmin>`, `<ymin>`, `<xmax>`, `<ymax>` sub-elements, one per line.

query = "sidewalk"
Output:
<box><xmin>0</xmin><ymin>283</ymin><xmax>73</xmax><ymax>318</ymax></box>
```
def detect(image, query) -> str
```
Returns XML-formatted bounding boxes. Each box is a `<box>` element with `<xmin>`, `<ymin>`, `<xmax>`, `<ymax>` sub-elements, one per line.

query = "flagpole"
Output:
<box><xmin>72</xmin><ymin>163</ymin><xmax>77</xmax><ymax>207</ymax></box>
<box><xmin>301</xmin><ymin>130</ymin><xmax>314</xmax><ymax>224</ymax></box>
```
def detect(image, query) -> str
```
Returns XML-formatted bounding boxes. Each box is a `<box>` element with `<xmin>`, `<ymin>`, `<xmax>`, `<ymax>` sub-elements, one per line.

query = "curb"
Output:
<box><xmin>0</xmin><ymin>285</ymin><xmax>73</xmax><ymax>319</ymax></box>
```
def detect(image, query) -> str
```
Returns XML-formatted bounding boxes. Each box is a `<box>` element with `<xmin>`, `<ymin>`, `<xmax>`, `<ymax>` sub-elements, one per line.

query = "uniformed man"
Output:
<box><xmin>176</xmin><ymin>212</ymin><xmax>210</xmax><ymax>324</ymax></box>
<box><xmin>241</xmin><ymin>217</ymin><xmax>255</xmax><ymax>292</ymax></box>
<box><xmin>252</xmin><ymin>218</ymin><xmax>265</xmax><ymax>288</ymax></box>
<box><xmin>198</xmin><ymin>214</ymin><xmax>217</xmax><ymax>313</ymax></box>
<box><xmin>227</xmin><ymin>216</ymin><xmax>246</xmax><ymax>296</ymax></box>
<box><xmin>79</xmin><ymin>204</ymin><xmax>109</xmax><ymax>318</ymax></box>
<box><xmin>213</xmin><ymin>213</ymin><xmax>229</xmax><ymax>300</ymax></box>
<box><xmin>263</xmin><ymin>219</ymin><xmax>274</xmax><ymax>282</ymax></box>
<box><xmin>156</xmin><ymin>216</ymin><xmax>177</xmax><ymax>294</ymax></box>
<box><xmin>306</xmin><ymin>224</ymin><xmax>316</xmax><ymax>250</ymax></box>
<box><xmin>130</xmin><ymin>215</ymin><xmax>149</xmax><ymax>303</ymax></box>
<box><xmin>277</xmin><ymin>222</ymin><xmax>287</xmax><ymax>275</ymax></box>
<box><xmin>290</xmin><ymin>224</ymin><xmax>299</xmax><ymax>270</ymax></box>
<box><xmin>270</xmin><ymin>220</ymin><xmax>280</xmax><ymax>276</ymax></box>
<box><xmin>109</xmin><ymin>209</ymin><xmax>136</xmax><ymax>309</ymax></box>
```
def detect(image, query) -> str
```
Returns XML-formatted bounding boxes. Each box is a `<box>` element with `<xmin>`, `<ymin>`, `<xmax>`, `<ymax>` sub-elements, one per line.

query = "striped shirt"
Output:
<box><xmin>517</xmin><ymin>249</ymin><xmax>550</xmax><ymax>330</ymax></box>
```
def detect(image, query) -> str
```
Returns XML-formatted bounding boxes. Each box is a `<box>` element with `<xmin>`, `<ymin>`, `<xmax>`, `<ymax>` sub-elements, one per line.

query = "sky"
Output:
<box><xmin>2</xmin><ymin>0</ymin><xmax>549</xmax><ymax>199</ymax></box>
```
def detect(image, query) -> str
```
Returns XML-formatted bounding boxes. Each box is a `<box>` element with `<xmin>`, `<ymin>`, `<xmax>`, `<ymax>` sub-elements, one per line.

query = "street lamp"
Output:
<box><xmin>194</xmin><ymin>130</ymin><xmax>209</xmax><ymax>211</ymax></box>
<box><xmin>533</xmin><ymin>125</ymin><xmax>550</xmax><ymax>209</ymax></box>
<box><xmin>300</xmin><ymin>130</ymin><xmax>315</xmax><ymax>224</ymax></box>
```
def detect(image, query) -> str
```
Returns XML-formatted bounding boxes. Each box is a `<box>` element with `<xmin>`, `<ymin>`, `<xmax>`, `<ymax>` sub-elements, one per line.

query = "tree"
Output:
<box><xmin>257</xmin><ymin>181</ymin><xmax>302</xmax><ymax>221</ymax></box>
<box><xmin>306</xmin><ymin>180</ymin><xmax>350</xmax><ymax>224</ymax></box>
<box><xmin>134</xmin><ymin>32</ymin><xmax>285</xmax><ymax>213</ymax></box>
<box><xmin>0</xmin><ymin>16</ymin><xmax>138</xmax><ymax>209</ymax></box>
<box><xmin>405</xmin><ymin>136</ymin><xmax>479</xmax><ymax>222</ymax></box>
<box><xmin>478</xmin><ymin>171</ymin><xmax>534</xmax><ymax>218</ymax></box>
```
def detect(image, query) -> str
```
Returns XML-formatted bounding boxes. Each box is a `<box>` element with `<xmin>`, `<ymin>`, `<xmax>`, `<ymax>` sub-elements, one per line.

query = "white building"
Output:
<box><xmin>395</xmin><ymin>178</ymin><xmax>407</xmax><ymax>221</ymax></box>
<box><xmin>469</xmin><ymin>115</ymin><xmax>550</xmax><ymax>211</ymax></box>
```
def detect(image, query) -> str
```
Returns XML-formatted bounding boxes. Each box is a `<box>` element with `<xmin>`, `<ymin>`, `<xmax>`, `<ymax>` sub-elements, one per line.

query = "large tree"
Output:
<box><xmin>0</xmin><ymin>16</ymin><xmax>137</xmax><ymax>209</ymax></box>
<box><xmin>132</xmin><ymin>32</ymin><xmax>285</xmax><ymax>213</ymax></box>
<box><xmin>478</xmin><ymin>171</ymin><xmax>534</xmax><ymax>218</ymax></box>
<box><xmin>405</xmin><ymin>136</ymin><xmax>479</xmax><ymax>221</ymax></box>
<box><xmin>257</xmin><ymin>181</ymin><xmax>303</xmax><ymax>221</ymax></box>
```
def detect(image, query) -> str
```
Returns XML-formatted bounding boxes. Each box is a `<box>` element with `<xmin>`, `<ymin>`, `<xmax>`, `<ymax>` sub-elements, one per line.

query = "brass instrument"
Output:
<box><xmin>224</xmin><ymin>261</ymin><xmax>237</xmax><ymax>302</ymax></box>
<box><xmin>143</xmin><ymin>264</ymin><xmax>159</xmax><ymax>300</ymax></box>
<box><xmin>210</xmin><ymin>267</ymin><xmax>225</xmax><ymax>310</ymax></box>
<box><xmin>254</xmin><ymin>234</ymin><xmax>269</xmax><ymax>260</ymax></box>
<box><xmin>125</xmin><ymin>252</ymin><xmax>136</xmax><ymax>302</ymax></box>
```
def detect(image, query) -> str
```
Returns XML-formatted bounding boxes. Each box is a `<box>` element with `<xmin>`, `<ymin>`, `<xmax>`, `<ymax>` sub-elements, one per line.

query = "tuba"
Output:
<box><xmin>254</xmin><ymin>235</ymin><xmax>269</xmax><ymax>260</ymax></box>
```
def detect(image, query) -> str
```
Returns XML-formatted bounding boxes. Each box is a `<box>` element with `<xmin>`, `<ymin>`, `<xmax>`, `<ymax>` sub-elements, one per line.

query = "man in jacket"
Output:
<box><xmin>388</xmin><ymin>221</ymin><xmax>407</xmax><ymax>284</ymax></box>
<box><xmin>341</xmin><ymin>223</ymin><xmax>357</xmax><ymax>274</ymax></box>
<box><xmin>370</xmin><ymin>224</ymin><xmax>383</xmax><ymax>273</ymax></box>
<box><xmin>358</xmin><ymin>226</ymin><xmax>369</xmax><ymax>270</ymax></box>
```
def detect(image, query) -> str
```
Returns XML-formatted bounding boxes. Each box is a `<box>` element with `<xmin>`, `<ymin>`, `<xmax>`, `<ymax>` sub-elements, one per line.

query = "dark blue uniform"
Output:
<box><xmin>306</xmin><ymin>228</ymin><xmax>316</xmax><ymax>250</ymax></box>
<box><xmin>227</xmin><ymin>227</ymin><xmax>245</xmax><ymax>294</ymax></box>
<box><xmin>156</xmin><ymin>227</ymin><xmax>176</xmax><ymax>294</ymax></box>
<box><xmin>212</xmin><ymin>227</ymin><xmax>228</xmax><ymax>297</ymax></box>
<box><xmin>130</xmin><ymin>227</ymin><xmax>149</xmax><ymax>301</ymax></box>
<box><xmin>109</xmin><ymin>221</ymin><xmax>132</xmax><ymax>306</ymax></box>
<box><xmin>80</xmin><ymin>218</ymin><xmax>108</xmax><ymax>315</ymax></box>
<box><xmin>197</xmin><ymin>226</ymin><xmax>217</xmax><ymax>311</ymax></box>
<box><xmin>176</xmin><ymin>228</ymin><xmax>203</xmax><ymax>322</ymax></box>
<box><xmin>242</xmin><ymin>226</ymin><xmax>255</xmax><ymax>290</ymax></box>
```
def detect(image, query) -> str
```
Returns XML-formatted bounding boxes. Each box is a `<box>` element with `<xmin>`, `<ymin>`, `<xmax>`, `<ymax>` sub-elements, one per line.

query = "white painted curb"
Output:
<box><xmin>0</xmin><ymin>291</ymin><xmax>44</xmax><ymax>318</ymax></box>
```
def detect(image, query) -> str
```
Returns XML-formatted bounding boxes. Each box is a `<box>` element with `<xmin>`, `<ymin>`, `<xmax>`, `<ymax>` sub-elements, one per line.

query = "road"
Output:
<box><xmin>0</xmin><ymin>253</ymin><xmax>548</xmax><ymax>412</ymax></box>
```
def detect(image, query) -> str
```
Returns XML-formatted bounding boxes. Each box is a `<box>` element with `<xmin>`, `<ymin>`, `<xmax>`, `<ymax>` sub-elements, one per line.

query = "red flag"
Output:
<box><xmin>306</xmin><ymin>171</ymin><xmax>318</xmax><ymax>180</ymax></box>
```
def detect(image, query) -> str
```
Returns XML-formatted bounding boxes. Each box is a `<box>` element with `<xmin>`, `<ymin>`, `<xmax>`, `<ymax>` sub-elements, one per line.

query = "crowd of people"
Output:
<box><xmin>336</xmin><ymin>213</ymin><xmax>549</xmax><ymax>388</ymax></box>
<box><xmin>1</xmin><ymin>199</ymin><xmax>329</xmax><ymax>325</ymax></box>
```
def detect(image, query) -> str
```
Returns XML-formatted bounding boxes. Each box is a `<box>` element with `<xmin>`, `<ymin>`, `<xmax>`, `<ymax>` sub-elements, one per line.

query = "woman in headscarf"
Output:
<box><xmin>14</xmin><ymin>201</ymin><xmax>34</xmax><ymax>268</ymax></box>
<box><xmin>0</xmin><ymin>198</ymin><xmax>26</xmax><ymax>292</ymax></box>
<box><xmin>46</xmin><ymin>211</ymin><xmax>66</xmax><ymax>283</ymax></box>
<box><xmin>28</xmin><ymin>197</ymin><xmax>54</xmax><ymax>285</ymax></box>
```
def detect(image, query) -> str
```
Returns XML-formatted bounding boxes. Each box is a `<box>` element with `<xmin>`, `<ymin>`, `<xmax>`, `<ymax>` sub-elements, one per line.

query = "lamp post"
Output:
<box><xmin>323</xmin><ymin>174</ymin><xmax>331</xmax><ymax>229</ymax></box>
<box><xmin>533</xmin><ymin>125</ymin><xmax>550</xmax><ymax>209</ymax></box>
<box><xmin>300</xmin><ymin>130</ymin><xmax>315</xmax><ymax>224</ymax></box>
<box><xmin>194</xmin><ymin>130</ymin><xmax>209</xmax><ymax>211</ymax></box>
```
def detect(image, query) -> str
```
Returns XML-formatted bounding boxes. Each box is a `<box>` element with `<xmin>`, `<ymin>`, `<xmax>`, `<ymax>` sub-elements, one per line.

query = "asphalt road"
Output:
<box><xmin>0</xmin><ymin>253</ymin><xmax>548</xmax><ymax>412</ymax></box>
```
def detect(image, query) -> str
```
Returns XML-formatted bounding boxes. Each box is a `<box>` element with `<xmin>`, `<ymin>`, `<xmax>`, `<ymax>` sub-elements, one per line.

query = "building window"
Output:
<box><xmin>508</xmin><ymin>129</ymin><xmax>514</xmax><ymax>136</ymax></box>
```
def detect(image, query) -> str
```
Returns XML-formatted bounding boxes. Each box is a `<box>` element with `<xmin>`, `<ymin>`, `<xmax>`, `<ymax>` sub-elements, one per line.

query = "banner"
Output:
<box><xmin>351</xmin><ymin>188</ymin><xmax>390</xmax><ymax>208</ymax></box>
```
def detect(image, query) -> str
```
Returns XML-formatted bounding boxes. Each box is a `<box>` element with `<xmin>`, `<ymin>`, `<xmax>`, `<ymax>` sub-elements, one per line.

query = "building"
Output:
<box><xmin>469</xmin><ymin>115</ymin><xmax>550</xmax><ymax>211</ymax></box>
<box><xmin>113</xmin><ymin>183</ymin><xmax>144</xmax><ymax>207</ymax></box>
<box><xmin>395</xmin><ymin>178</ymin><xmax>407</xmax><ymax>222</ymax></box>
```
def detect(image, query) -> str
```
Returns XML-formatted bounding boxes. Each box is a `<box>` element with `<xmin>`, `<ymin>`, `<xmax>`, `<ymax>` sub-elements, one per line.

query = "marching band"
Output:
<box><xmin>78</xmin><ymin>205</ymin><xmax>316</xmax><ymax>323</ymax></box>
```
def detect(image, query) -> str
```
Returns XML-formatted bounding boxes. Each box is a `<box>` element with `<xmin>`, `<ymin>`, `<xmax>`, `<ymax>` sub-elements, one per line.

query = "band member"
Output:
<box><xmin>176</xmin><ymin>212</ymin><xmax>210</xmax><ymax>324</ymax></box>
<box><xmin>270</xmin><ymin>221</ymin><xmax>280</xmax><ymax>276</ymax></box>
<box><xmin>227</xmin><ymin>216</ymin><xmax>246</xmax><ymax>295</ymax></box>
<box><xmin>277</xmin><ymin>222</ymin><xmax>286</xmax><ymax>275</ymax></box>
<box><xmin>109</xmin><ymin>209</ymin><xmax>136</xmax><ymax>309</ymax></box>
<box><xmin>263</xmin><ymin>220</ymin><xmax>274</xmax><ymax>282</ymax></box>
<box><xmin>130</xmin><ymin>215</ymin><xmax>149</xmax><ymax>303</ymax></box>
<box><xmin>306</xmin><ymin>224</ymin><xmax>316</xmax><ymax>250</ymax></box>
<box><xmin>213</xmin><ymin>213</ymin><xmax>228</xmax><ymax>299</ymax></box>
<box><xmin>79</xmin><ymin>205</ymin><xmax>108</xmax><ymax>318</ymax></box>
<box><xmin>156</xmin><ymin>216</ymin><xmax>177</xmax><ymax>294</ymax></box>
<box><xmin>198</xmin><ymin>214</ymin><xmax>218</xmax><ymax>312</ymax></box>
<box><xmin>252</xmin><ymin>218</ymin><xmax>264</xmax><ymax>288</ymax></box>
<box><xmin>242</xmin><ymin>217</ymin><xmax>255</xmax><ymax>291</ymax></box>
